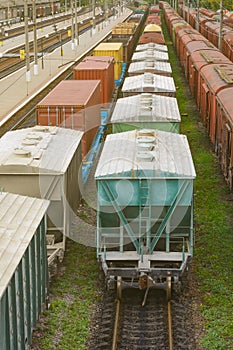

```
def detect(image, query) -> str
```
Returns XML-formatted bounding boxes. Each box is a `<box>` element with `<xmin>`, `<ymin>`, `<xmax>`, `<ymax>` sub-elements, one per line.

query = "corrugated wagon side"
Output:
<box><xmin>0</xmin><ymin>192</ymin><xmax>49</xmax><ymax>350</ymax></box>
<box><xmin>95</xmin><ymin>129</ymin><xmax>196</xmax><ymax>295</ymax></box>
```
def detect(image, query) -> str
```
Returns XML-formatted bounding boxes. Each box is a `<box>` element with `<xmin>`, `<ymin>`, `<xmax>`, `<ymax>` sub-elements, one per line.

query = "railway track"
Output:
<box><xmin>0</xmin><ymin>12</ymin><xmax>107</xmax><ymax>79</ymax></box>
<box><xmin>0</xmin><ymin>8</ymin><xmax>89</xmax><ymax>40</ymax></box>
<box><xmin>90</xmin><ymin>276</ymin><xmax>197</xmax><ymax>350</ymax></box>
<box><xmin>0</xmin><ymin>65</ymin><xmax>73</xmax><ymax>136</ymax></box>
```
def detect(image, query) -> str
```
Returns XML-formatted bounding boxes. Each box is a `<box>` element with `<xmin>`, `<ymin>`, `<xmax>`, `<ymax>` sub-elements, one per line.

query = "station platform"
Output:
<box><xmin>0</xmin><ymin>8</ymin><xmax>132</xmax><ymax>127</ymax></box>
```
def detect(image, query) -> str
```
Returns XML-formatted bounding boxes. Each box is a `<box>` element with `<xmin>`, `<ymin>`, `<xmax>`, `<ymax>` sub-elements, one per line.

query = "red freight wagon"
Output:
<box><xmin>179</xmin><ymin>31</ymin><xmax>205</xmax><ymax>67</ymax></box>
<box><xmin>175</xmin><ymin>28</ymin><xmax>198</xmax><ymax>60</ymax></box>
<box><xmin>204</xmin><ymin>21</ymin><xmax>220</xmax><ymax>47</ymax></box>
<box><xmin>73</xmin><ymin>56</ymin><xmax>114</xmax><ymax>105</ymax></box>
<box><xmin>216</xmin><ymin>87</ymin><xmax>233</xmax><ymax>189</ymax></box>
<box><xmin>138</xmin><ymin>32</ymin><xmax>165</xmax><ymax>45</ymax></box>
<box><xmin>222</xmin><ymin>32</ymin><xmax>233</xmax><ymax>63</ymax></box>
<box><xmin>189</xmin><ymin>49</ymin><xmax>230</xmax><ymax>99</ymax></box>
<box><xmin>199</xmin><ymin>63</ymin><xmax>233</xmax><ymax>142</ymax></box>
<box><xmin>184</xmin><ymin>40</ymin><xmax>217</xmax><ymax>79</ymax></box>
<box><xmin>36</xmin><ymin>80</ymin><xmax>101</xmax><ymax>158</ymax></box>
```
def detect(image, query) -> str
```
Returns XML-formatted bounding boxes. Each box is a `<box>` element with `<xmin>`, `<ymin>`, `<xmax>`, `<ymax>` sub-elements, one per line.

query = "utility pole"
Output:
<box><xmin>218</xmin><ymin>0</ymin><xmax>224</xmax><ymax>51</ymax></box>
<box><xmin>104</xmin><ymin>0</ymin><xmax>108</xmax><ymax>24</ymax></box>
<box><xmin>92</xmin><ymin>0</ymin><xmax>96</xmax><ymax>33</ymax></box>
<box><xmin>24</xmin><ymin>0</ymin><xmax>30</xmax><ymax>84</ymax></box>
<box><xmin>187</xmin><ymin>0</ymin><xmax>190</xmax><ymax>24</ymax></box>
<box><xmin>196</xmin><ymin>0</ymin><xmax>200</xmax><ymax>31</ymax></box>
<box><xmin>32</xmin><ymin>0</ymin><xmax>38</xmax><ymax>75</ymax></box>
<box><xmin>74</xmin><ymin>0</ymin><xmax>78</xmax><ymax>46</ymax></box>
<box><xmin>71</xmin><ymin>0</ymin><xmax>75</xmax><ymax>49</ymax></box>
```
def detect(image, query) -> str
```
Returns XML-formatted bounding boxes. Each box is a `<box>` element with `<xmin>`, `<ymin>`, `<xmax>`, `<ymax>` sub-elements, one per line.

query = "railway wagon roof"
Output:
<box><xmin>37</xmin><ymin>80</ymin><xmax>101</xmax><ymax>107</ymax></box>
<box><xmin>0</xmin><ymin>126</ymin><xmax>83</xmax><ymax>174</ymax></box>
<box><xmin>217</xmin><ymin>87</ymin><xmax>233</xmax><ymax>121</ymax></box>
<box><xmin>135</xmin><ymin>43</ymin><xmax>168</xmax><ymax>52</ymax></box>
<box><xmin>132</xmin><ymin>50</ymin><xmax>169</xmax><ymax>62</ymax></box>
<box><xmin>128</xmin><ymin>61</ymin><xmax>172</xmax><ymax>75</ymax></box>
<box><xmin>95</xmin><ymin>129</ymin><xmax>196</xmax><ymax>179</ymax></box>
<box><xmin>185</xmin><ymin>40</ymin><xmax>216</xmax><ymax>53</ymax></box>
<box><xmin>0</xmin><ymin>192</ymin><xmax>49</xmax><ymax>299</ymax></box>
<box><xmin>122</xmin><ymin>73</ymin><xmax>176</xmax><ymax>94</ymax></box>
<box><xmin>190</xmin><ymin>49</ymin><xmax>231</xmax><ymax>70</ymax></box>
<box><xmin>200</xmin><ymin>63</ymin><xmax>233</xmax><ymax>93</ymax></box>
<box><xmin>111</xmin><ymin>94</ymin><xmax>180</xmax><ymax>122</ymax></box>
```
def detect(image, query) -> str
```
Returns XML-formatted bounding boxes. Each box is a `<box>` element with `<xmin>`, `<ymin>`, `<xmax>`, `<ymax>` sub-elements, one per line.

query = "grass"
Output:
<box><xmin>162</xmin><ymin>12</ymin><xmax>233</xmax><ymax>349</ymax></box>
<box><xmin>31</xmin><ymin>242</ymin><xmax>99</xmax><ymax>349</ymax></box>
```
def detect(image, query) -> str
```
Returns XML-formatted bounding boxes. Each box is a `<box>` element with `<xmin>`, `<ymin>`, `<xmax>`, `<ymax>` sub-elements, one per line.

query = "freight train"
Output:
<box><xmin>0</xmin><ymin>6</ymin><xmax>197</xmax><ymax>349</ymax></box>
<box><xmin>160</xmin><ymin>1</ymin><xmax>233</xmax><ymax>190</ymax></box>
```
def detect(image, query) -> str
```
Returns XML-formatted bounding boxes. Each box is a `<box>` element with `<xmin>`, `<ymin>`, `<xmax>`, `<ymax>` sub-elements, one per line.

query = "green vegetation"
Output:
<box><xmin>162</xmin><ymin>13</ymin><xmax>233</xmax><ymax>350</ymax></box>
<box><xmin>32</xmin><ymin>242</ymin><xmax>99</xmax><ymax>349</ymax></box>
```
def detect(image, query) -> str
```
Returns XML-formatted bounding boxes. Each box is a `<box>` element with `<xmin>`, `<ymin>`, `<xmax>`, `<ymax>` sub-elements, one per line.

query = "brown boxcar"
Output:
<box><xmin>183</xmin><ymin>40</ymin><xmax>217</xmax><ymax>79</ymax></box>
<box><xmin>179</xmin><ymin>32</ymin><xmax>206</xmax><ymax>67</ymax></box>
<box><xmin>204</xmin><ymin>21</ymin><xmax>220</xmax><ymax>47</ymax></box>
<box><xmin>36</xmin><ymin>80</ymin><xmax>101</xmax><ymax>158</ymax></box>
<box><xmin>73</xmin><ymin>56</ymin><xmax>114</xmax><ymax>105</ymax></box>
<box><xmin>175</xmin><ymin>28</ymin><xmax>198</xmax><ymax>60</ymax></box>
<box><xmin>188</xmin><ymin>49</ymin><xmax>230</xmax><ymax>99</ymax></box>
<box><xmin>222</xmin><ymin>32</ymin><xmax>233</xmax><ymax>63</ymax></box>
<box><xmin>216</xmin><ymin>87</ymin><xmax>233</xmax><ymax>189</ymax></box>
<box><xmin>199</xmin><ymin>63</ymin><xmax>233</xmax><ymax>142</ymax></box>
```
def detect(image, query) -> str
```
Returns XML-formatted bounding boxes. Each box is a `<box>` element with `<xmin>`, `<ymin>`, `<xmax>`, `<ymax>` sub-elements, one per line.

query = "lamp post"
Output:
<box><xmin>218</xmin><ymin>0</ymin><xmax>224</xmax><ymax>51</ymax></box>
<box><xmin>24</xmin><ymin>0</ymin><xmax>30</xmax><ymax>85</ymax></box>
<box><xmin>32</xmin><ymin>0</ymin><xmax>38</xmax><ymax>75</ymax></box>
<box><xmin>74</xmin><ymin>0</ymin><xmax>78</xmax><ymax>46</ymax></box>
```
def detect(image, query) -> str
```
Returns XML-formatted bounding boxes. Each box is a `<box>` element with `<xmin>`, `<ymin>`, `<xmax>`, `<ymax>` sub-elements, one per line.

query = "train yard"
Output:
<box><xmin>0</xmin><ymin>2</ymin><xmax>233</xmax><ymax>350</ymax></box>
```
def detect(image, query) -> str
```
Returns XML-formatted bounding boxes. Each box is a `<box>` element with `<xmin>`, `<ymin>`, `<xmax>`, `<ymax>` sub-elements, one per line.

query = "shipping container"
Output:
<box><xmin>36</xmin><ymin>80</ymin><xmax>101</xmax><ymax>157</ymax></box>
<box><xmin>104</xmin><ymin>35</ymin><xmax>135</xmax><ymax>66</ymax></box>
<box><xmin>95</xmin><ymin>129</ymin><xmax>196</xmax><ymax>287</ymax></box>
<box><xmin>0</xmin><ymin>126</ymin><xmax>83</xmax><ymax>263</ymax></box>
<box><xmin>122</xmin><ymin>73</ymin><xmax>176</xmax><ymax>97</ymax></box>
<box><xmin>93</xmin><ymin>42</ymin><xmax>123</xmax><ymax>80</ymax></box>
<box><xmin>128</xmin><ymin>60</ymin><xmax>172</xmax><ymax>76</ymax></box>
<box><xmin>0</xmin><ymin>192</ymin><xmax>49</xmax><ymax>350</ymax></box>
<box><xmin>111</xmin><ymin>93</ymin><xmax>180</xmax><ymax>133</ymax></box>
<box><xmin>73</xmin><ymin>56</ymin><xmax>114</xmax><ymax>105</ymax></box>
